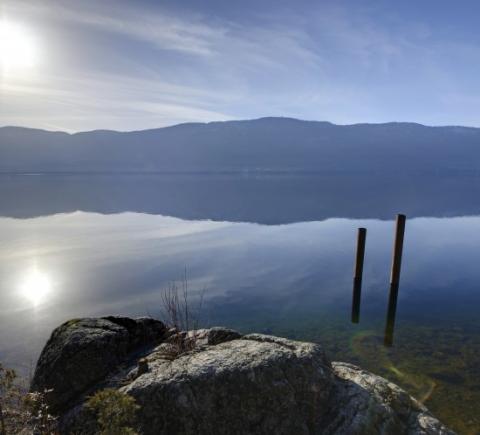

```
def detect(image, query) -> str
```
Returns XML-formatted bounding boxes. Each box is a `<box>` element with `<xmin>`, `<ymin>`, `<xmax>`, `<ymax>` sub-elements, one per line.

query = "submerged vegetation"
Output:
<box><xmin>208</xmin><ymin>304</ymin><xmax>480</xmax><ymax>435</ymax></box>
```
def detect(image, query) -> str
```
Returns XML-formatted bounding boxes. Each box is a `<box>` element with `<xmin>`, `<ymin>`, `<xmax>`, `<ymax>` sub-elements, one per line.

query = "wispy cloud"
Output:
<box><xmin>3</xmin><ymin>0</ymin><xmax>224</xmax><ymax>56</ymax></box>
<box><xmin>2</xmin><ymin>0</ymin><xmax>480</xmax><ymax>130</ymax></box>
<box><xmin>1</xmin><ymin>72</ymin><xmax>234</xmax><ymax>131</ymax></box>
<box><xmin>58</xmin><ymin>3</ymin><xmax>223</xmax><ymax>57</ymax></box>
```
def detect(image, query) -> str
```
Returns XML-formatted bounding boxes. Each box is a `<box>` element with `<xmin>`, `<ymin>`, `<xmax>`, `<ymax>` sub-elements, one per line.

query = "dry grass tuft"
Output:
<box><xmin>159</xmin><ymin>269</ymin><xmax>205</xmax><ymax>357</ymax></box>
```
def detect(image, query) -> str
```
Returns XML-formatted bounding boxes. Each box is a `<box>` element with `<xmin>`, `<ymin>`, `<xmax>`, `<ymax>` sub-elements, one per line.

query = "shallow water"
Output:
<box><xmin>1</xmin><ymin>174</ymin><xmax>479</xmax><ymax>433</ymax></box>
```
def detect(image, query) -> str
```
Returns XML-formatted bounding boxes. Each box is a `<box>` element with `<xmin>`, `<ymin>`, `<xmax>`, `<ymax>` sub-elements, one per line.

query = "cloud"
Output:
<box><xmin>2</xmin><ymin>0</ymin><xmax>329</xmax><ymax>130</ymax></box>
<box><xmin>2</xmin><ymin>0</ymin><xmax>480</xmax><ymax>130</ymax></box>
<box><xmin>0</xmin><ymin>71</ymin><xmax>234</xmax><ymax>131</ymax></box>
<box><xmin>3</xmin><ymin>0</ymin><xmax>224</xmax><ymax>56</ymax></box>
<box><xmin>59</xmin><ymin>3</ymin><xmax>223</xmax><ymax>57</ymax></box>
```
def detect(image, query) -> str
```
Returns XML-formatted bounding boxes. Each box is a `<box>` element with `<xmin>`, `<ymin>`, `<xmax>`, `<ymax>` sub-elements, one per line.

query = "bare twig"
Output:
<box><xmin>183</xmin><ymin>267</ymin><xmax>189</xmax><ymax>332</ymax></box>
<box><xmin>0</xmin><ymin>363</ymin><xmax>58</xmax><ymax>434</ymax></box>
<box><xmin>159</xmin><ymin>270</ymin><xmax>206</xmax><ymax>357</ymax></box>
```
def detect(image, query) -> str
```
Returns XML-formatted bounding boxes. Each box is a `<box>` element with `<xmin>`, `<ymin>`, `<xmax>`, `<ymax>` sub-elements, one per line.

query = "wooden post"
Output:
<box><xmin>352</xmin><ymin>227</ymin><xmax>367</xmax><ymax>323</ymax></box>
<box><xmin>384</xmin><ymin>214</ymin><xmax>406</xmax><ymax>346</ymax></box>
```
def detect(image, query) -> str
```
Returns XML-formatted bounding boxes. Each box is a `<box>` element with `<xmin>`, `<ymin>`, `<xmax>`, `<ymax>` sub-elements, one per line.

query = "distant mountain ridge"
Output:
<box><xmin>1</xmin><ymin>117</ymin><xmax>480</xmax><ymax>173</ymax></box>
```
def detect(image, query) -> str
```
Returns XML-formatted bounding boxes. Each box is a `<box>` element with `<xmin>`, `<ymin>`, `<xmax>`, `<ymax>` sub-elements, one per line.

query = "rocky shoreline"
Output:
<box><xmin>31</xmin><ymin>316</ymin><xmax>455</xmax><ymax>434</ymax></box>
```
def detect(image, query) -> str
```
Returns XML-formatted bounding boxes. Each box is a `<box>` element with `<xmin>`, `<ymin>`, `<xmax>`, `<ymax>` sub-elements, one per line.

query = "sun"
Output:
<box><xmin>0</xmin><ymin>21</ymin><xmax>37</xmax><ymax>70</ymax></box>
<box><xmin>20</xmin><ymin>268</ymin><xmax>52</xmax><ymax>306</ymax></box>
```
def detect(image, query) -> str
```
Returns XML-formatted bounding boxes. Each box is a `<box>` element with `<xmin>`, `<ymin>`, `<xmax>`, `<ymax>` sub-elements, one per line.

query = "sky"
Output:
<box><xmin>1</xmin><ymin>0</ymin><xmax>480</xmax><ymax>132</ymax></box>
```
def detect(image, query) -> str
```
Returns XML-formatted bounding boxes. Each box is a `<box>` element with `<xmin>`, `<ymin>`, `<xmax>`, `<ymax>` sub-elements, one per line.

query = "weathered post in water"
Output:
<box><xmin>352</xmin><ymin>227</ymin><xmax>367</xmax><ymax>323</ymax></box>
<box><xmin>384</xmin><ymin>214</ymin><xmax>406</xmax><ymax>346</ymax></box>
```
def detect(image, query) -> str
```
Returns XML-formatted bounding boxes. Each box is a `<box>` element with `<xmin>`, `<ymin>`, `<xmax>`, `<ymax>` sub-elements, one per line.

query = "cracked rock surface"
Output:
<box><xmin>32</xmin><ymin>318</ymin><xmax>455</xmax><ymax>434</ymax></box>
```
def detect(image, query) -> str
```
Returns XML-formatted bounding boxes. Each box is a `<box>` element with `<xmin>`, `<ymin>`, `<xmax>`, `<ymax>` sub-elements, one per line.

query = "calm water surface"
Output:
<box><xmin>0</xmin><ymin>175</ymin><xmax>479</xmax><ymax>434</ymax></box>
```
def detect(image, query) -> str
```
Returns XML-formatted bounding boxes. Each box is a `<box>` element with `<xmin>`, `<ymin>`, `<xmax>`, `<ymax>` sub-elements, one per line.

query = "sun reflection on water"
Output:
<box><xmin>19</xmin><ymin>267</ymin><xmax>52</xmax><ymax>307</ymax></box>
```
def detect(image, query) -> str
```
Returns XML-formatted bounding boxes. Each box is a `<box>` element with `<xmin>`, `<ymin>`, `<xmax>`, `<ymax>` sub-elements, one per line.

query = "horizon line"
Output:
<box><xmin>1</xmin><ymin>116</ymin><xmax>478</xmax><ymax>135</ymax></box>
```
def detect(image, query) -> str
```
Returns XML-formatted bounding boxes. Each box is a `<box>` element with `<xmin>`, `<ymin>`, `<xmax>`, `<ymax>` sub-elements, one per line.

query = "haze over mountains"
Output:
<box><xmin>2</xmin><ymin>117</ymin><xmax>480</xmax><ymax>222</ymax></box>
<box><xmin>1</xmin><ymin>117</ymin><xmax>480</xmax><ymax>174</ymax></box>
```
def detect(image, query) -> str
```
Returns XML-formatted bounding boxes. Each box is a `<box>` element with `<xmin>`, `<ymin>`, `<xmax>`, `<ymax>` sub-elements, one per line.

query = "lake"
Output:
<box><xmin>0</xmin><ymin>174</ymin><xmax>479</xmax><ymax>434</ymax></box>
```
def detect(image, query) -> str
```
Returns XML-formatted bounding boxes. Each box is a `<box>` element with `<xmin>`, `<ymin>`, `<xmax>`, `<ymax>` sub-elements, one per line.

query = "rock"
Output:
<box><xmin>137</xmin><ymin>358</ymin><xmax>149</xmax><ymax>376</ymax></box>
<box><xmin>122</xmin><ymin>333</ymin><xmax>333</xmax><ymax>435</ymax></box>
<box><xmin>204</xmin><ymin>326</ymin><xmax>242</xmax><ymax>345</ymax></box>
<box><xmin>326</xmin><ymin>362</ymin><xmax>455</xmax><ymax>435</ymax></box>
<box><xmin>32</xmin><ymin>318</ymin><xmax>455</xmax><ymax>434</ymax></box>
<box><xmin>31</xmin><ymin>316</ymin><xmax>167</xmax><ymax>413</ymax></box>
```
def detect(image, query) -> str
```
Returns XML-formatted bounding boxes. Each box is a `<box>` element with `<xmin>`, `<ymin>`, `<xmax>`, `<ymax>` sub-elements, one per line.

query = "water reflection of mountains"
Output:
<box><xmin>2</xmin><ymin>172</ymin><xmax>480</xmax><ymax>223</ymax></box>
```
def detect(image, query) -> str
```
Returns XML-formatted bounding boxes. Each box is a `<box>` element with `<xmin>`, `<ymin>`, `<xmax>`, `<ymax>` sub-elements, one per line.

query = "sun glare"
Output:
<box><xmin>20</xmin><ymin>268</ymin><xmax>52</xmax><ymax>306</ymax></box>
<box><xmin>0</xmin><ymin>21</ymin><xmax>38</xmax><ymax>71</ymax></box>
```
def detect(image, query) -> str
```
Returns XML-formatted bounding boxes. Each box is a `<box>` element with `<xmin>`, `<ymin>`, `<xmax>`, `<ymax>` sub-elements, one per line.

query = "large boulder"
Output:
<box><xmin>122</xmin><ymin>333</ymin><xmax>334</xmax><ymax>435</ymax></box>
<box><xmin>32</xmin><ymin>318</ymin><xmax>455</xmax><ymax>434</ymax></box>
<box><xmin>31</xmin><ymin>316</ymin><xmax>167</xmax><ymax>413</ymax></box>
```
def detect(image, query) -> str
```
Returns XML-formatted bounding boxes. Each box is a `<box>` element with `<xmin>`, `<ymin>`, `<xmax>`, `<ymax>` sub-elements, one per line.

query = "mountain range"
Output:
<box><xmin>1</xmin><ymin>117</ymin><xmax>480</xmax><ymax>174</ymax></box>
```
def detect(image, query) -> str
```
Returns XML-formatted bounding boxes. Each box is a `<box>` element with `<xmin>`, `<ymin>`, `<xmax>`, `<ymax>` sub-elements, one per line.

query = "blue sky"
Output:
<box><xmin>1</xmin><ymin>0</ymin><xmax>479</xmax><ymax>131</ymax></box>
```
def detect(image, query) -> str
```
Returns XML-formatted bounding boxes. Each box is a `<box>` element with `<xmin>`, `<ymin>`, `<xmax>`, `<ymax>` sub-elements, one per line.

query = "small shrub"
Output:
<box><xmin>0</xmin><ymin>363</ymin><xmax>16</xmax><ymax>435</ymax></box>
<box><xmin>24</xmin><ymin>389</ymin><xmax>58</xmax><ymax>434</ymax></box>
<box><xmin>86</xmin><ymin>388</ymin><xmax>139</xmax><ymax>435</ymax></box>
<box><xmin>0</xmin><ymin>363</ymin><xmax>57</xmax><ymax>434</ymax></box>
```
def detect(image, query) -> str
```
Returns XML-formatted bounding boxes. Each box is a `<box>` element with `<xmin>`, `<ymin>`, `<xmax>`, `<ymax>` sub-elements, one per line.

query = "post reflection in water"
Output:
<box><xmin>351</xmin><ymin>227</ymin><xmax>367</xmax><ymax>324</ymax></box>
<box><xmin>349</xmin><ymin>216</ymin><xmax>406</xmax><ymax>347</ymax></box>
<box><xmin>384</xmin><ymin>214</ymin><xmax>406</xmax><ymax>347</ymax></box>
<box><xmin>384</xmin><ymin>283</ymin><xmax>398</xmax><ymax>347</ymax></box>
